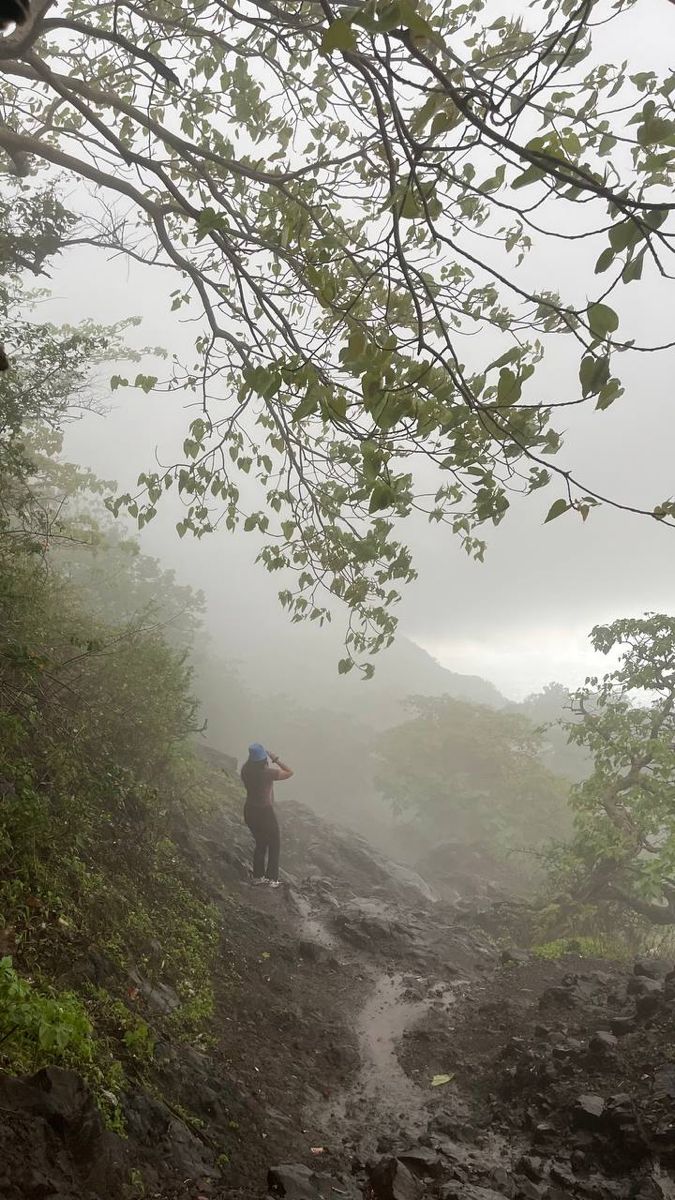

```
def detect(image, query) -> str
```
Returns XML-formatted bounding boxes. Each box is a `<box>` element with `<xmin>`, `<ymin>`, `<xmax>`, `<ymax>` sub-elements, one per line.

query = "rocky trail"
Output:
<box><xmin>2</xmin><ymin>755</ymin><xmax>675</xmax><ymax>1200</ymax></box>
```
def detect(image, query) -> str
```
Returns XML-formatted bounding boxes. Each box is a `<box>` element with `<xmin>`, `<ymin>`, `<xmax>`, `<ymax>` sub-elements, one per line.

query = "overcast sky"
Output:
<box><xmin>53</xmin><ymin>0</ymin><xmax>675</xmax><ymax>701</ymax></box>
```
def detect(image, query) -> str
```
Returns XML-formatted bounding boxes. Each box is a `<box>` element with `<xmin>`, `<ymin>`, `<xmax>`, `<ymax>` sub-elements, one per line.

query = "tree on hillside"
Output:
<box><xmin>2</xmin><ymin>2</ymin><xmax>675</xmax><ymax>664</ymax></box>
<box><xmin>517</xmin><ymin>682</ymin><xmax>591</xmax><ymax>782</ymax></box>
<box><xmin>552</xmin><ymin>614</ymin><xmax>675</xmax><ymax>926</ymax></box>
<box><xmin>0</xmin><ymin>183</ymin><xmax>141</xmax><ymax>551</ymax></box>
<box><xmin>375</xmin><ymin>696</ymin><xmax>570</xmax><ymax>853</ymax></box>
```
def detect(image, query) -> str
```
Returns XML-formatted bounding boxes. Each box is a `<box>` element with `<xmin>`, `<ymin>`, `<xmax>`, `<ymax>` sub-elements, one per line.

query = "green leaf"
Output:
<box><xmin>594</xmin><ymin>247</ymin><xmax>615</xmax><ymax>275</ymax></box>
<box><xmin>369</xmin><ymin>481</ymin><xmax>395</xmax><ymax>513</ymax></box>
<box><xmin>587</xmin><ymin>302</ymin><xmax>619</xmax><ymax>342</ymax></box>
<box><xmin>399</xmin><ymin>191</ymin><xmax>421</xmax><ymax>220</ymax></box>
<box><xmin>579</xmin><ymin>354</ymin><xmax>609</xmax><ymax>398</ymax></box>
<box><xmin>292</xmin><ymin>393</ymin><xmax>319</xmax><ymax>423</ymax></box>
<box><xmin>622</xmin><ymin>250</ymin><xmax>645</xmax><ymax>284</ymax></box>
<box><xmin>338</xmin><ymin>657</ymin><xmax>354</xmax><ymax>675</ymax></box>
<box><xmin>431</xmin><ymin>1073</ymin><xmax>454</xmax><ymax>1087</ymax></box>
<box><xmin>496</xmin><ymin>368</ymin><xmax>521</xmax><ymax>406</ymax></box>
<box><xmin>321</xmin><ymin>18</ymin><xmax>356</xmax><ymax>54</ymax></box>
<box><xmin>608</xmin><ymin>220</ymin><xmax>640</xmax><ymax>254</ymax></box>
<box><xmin>196</xmin><ymin>207</ymin><xmax>227</xmax><ymax>241</ymax></box>
<box><xmin>511</xmin><ymin>165</ymin><xmax>544</xmax><ymax>190</ymax></box>
<box><xmin>544</xmin><ymin>498</ymin><xmax>569</xmax><ymax>524</ymax></box>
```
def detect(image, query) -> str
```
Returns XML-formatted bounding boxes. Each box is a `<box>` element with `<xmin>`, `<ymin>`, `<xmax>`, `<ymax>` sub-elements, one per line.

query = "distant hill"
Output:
<box><xmin>205</xmin><ymin>616</ymin><xmax>504</xmax><ymax>731</ymax></box>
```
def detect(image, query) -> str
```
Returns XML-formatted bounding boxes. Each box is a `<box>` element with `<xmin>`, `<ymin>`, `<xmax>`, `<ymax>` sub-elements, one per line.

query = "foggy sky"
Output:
<box><xmin>48</xmin><ymin>0</ymin><xmax>675</xmax><ymax>700</ymax></box>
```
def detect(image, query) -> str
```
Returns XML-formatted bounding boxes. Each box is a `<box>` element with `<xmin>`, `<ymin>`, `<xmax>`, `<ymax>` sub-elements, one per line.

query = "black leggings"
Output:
<box><xmin>244</xmin><ymin>803</ymin><xmax>280</xmax><ymax>881</ymax></box>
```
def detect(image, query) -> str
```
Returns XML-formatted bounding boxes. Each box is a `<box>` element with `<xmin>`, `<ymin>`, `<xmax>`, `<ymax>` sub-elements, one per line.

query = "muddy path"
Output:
<box><xmin>289</xmin><ymin>882</ymin><xmax>470</xmax><ymax>1160</ymax></box>
<box><xmin>317</xmin><ymin>972</ymin><xmax>431</xmax><ymax>1149</ymax></box>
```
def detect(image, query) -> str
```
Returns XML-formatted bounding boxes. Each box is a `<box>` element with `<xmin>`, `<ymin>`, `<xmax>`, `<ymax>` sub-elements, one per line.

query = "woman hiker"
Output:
<box><xmin>240</xmin><ymin>743</ymin><xmax>293</xmax><ymax>888</ymax></box>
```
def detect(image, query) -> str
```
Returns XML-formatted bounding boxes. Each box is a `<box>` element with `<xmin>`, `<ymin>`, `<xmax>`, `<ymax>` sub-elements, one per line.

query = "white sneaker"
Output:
<box><xmin>267</xmin><ymin>880</ymin><xmax>281</xmax><ymax>889</ymax></box>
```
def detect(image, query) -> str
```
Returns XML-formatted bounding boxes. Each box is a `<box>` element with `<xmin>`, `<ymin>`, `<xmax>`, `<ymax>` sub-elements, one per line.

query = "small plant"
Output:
<box><xmin>0</xmin><ymin>956</ymin><xmax>94</xmax><ymax>1070</ymax></box>
<box><xmin>129</xmin><ymin>1167</ymin><xmax>146</xmax><ymax>1197</ymax></box>
<box><xmin>122</xmin><ymin>1019</ymin><xmax>155</xmax><ymax>1063</ymax></box>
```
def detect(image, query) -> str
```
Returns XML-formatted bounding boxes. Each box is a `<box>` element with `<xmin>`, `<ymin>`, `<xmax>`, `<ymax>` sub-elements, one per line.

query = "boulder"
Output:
<box><xmin>268</xmin><ymin>1164</ymin><xmax>333</xmax><ymax>1200</ymax></box>
<box><xmin>333</xmin><ymin>899</ymin><xmax>414</xmax><ymax>950</ymax></box>
<box><xmin>627</xmin><ymin>976</ymin><xmax>663</xmax><ymax>999</ymax></box>
<box><xmin>549</xmin><ymin>1163</ymin><xmax>576</xmax><ymax>1189</ymax></box>
<box><xmin>636</xmin><ymin>989</ymin><xmax>664</xmax><ymax>1019</ymax></box>
<box><xmin>396</xmin><ymin>1148</ymin><xmax>444</xmax><ymax>1178</ymax></box>
<box><xmin>633</xmin><ymin>958</ymin><xmax>664</xmax><ymax>981</ymax></box>
<box><xmin>572</xmin><ymin>1095</ymin><xmax>605</xmax><ymax>1129</ymax></box>
<box><xmin>515</xmin><ymin>1156</ymin><xmax>543</xmax><ymax>1183</ymax></box>
<box><xmin>0</xmin><ymin>1068</ymin><xmax>127</xmax><ymax>1193</ymax></box>
<box><xmin>631</xmin><ymin>1177</ymin><xmax>666</xmax><ymax>1200</ymax></box>
<box><xmin>366</xmin><ymin>1157</ymin><xmax>424</xmax><ymax>1200</ymax></box>
<box><xmin>609</xmin><ymin>1015</ymin><xmax>637</xmax><ymax>1037</ymax></box>
<box><xmin>501</xmin><ymin>949</ymin><xmax>530</xmax><ymax>967</ymax></box>
<box><xmin>589</xmin><ymin>1031</ymin><xmax>618</xmax><ymax>1055</ymax></box>
<box><xmin>492</xmin><ymin>1167</ymin><xmax>515</xmax><ymax>1197</ymax></box>
<box><xmin>128</xmin><ymin>967</ymin><xmax>181</xmax><ymax>1015</ymax></box>
<box><xmin>514</xmin><ymin>1179</ymin><xmax>543</xmax><ymax>1200</ymax></box>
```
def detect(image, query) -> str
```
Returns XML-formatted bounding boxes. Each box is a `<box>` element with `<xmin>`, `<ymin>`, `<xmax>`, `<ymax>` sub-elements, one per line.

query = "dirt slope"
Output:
<box><xmin>1</xmin><ymin>754</ymin><xmax>674</xmax><ymax>1200</ymax></box>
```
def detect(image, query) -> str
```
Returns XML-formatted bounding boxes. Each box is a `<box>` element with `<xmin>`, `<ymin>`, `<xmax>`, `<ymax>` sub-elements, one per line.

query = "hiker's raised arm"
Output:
<box><xmin>269</xmin><ymin>753</ymin><xmax>293</xmax><ymax>781</ymax></box>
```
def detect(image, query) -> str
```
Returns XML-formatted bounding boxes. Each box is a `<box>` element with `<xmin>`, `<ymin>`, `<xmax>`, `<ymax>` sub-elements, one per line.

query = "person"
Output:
<box><xmin>240</xmin><ymin>743</ymin><xmax>293</xmax><ymax>888</ymax></box>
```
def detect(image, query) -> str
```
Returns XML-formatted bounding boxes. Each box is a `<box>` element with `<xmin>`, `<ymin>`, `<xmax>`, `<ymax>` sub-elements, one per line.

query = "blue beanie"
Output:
<box><xmin>248</xmin><ymin>742</ymin><xmax>267</xmax><ymax>762</ymax></box>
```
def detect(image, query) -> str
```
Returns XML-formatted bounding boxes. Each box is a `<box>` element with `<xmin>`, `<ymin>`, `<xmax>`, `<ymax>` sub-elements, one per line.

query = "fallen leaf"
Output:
<box><xmin>431</xmin><ymin>1073</ymin><xmax>455</xmax><ymax>1087</ymax></box>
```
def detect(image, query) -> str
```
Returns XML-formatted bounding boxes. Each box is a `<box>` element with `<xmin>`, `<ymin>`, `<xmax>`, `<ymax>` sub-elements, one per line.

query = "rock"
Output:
<box><xmin>631</xmin><ymin>1177</ymin><xmax>666</xmax><ymax>1200</ymax></box>
<box><xmin>128</xmin><ymin>968</ymin><xmax>181</xmax><ymax>1015</ymax></box>
<box><xmin>516</xmin><ymin>1157</ymin><xmax>543</xmax><ymax>1183</ymax></box>
<box><xmin>539</xmin><ymin>986</ymin><xmax>577</xmax><ymax>1010</ymax></box>
<box><xmin>492</xmin><ymin>1167</ymin><xmax>515</xmax><ymax>1197</ymax></box>
<box><xmin>268</xmin><ymin>1164</ymin><xmax>333</xmax><ymax>1200</ymax></box>
<box><xmin>0</xmin><ymin>1067</ymin><xmax>127</xmax><ymax>1193</ymax></box>
<box><xmin>549</xmin><ymin>1163</ymin><xmax>576</xmax><ymax>1189</ymax></box>
<box><xmin>553</xmin><ymin>1036</ymin><xmax>584</xmax><ymax>1058</ymax></box>
<box><xmin>515</xmin><ymin>1179</ymin><xmax>543</xmax><ymax>1200</ymax></box>
<box><xmin>396</xmin><ymin>1148</ymin><xmax>444</xmax><ymax>1178</ymax></box>
<box><xmin>572</xmin><ymin>1095</ymin><xmax>605</xmax><ymax>1128</ymax></box>
<box><xmin>376</xmin><ymin>1136</ymin><xmax>396</xmax><ymax>1155</ymax></box>
<box><xmin>636</xmin><ymin>990</ymin><xmax>664</xmax><ymax>1019</ymax></box>
<box><xmin>589</xmin><ymin>1031</ymin><xmax>618</xmax><ymax>1054</ymax></box>
<box><xmin>333</xmin><ymin>899</ymin><xmax>413</xmax><ymax>950</ymax></box>
<box><xmin>609</xmin><ymin>1015</ymin><xmax>637</xmax><ymax>1037</ymax></box>
<box><xmin>298</xmin><ymin>939</ymin><xmax>331</xmax><ymax>963</ymax></box>
<box><xmin>442</xmin><ymin>1188</ymin><xmax>511</xmax><ymax>1200</ymax></box>
<box><xmin>501</xmin><ymin>949</ymin><xmax>530</xmax><ymax>967</ymax></box>
<box><xmin>627</xmin><ymin>976</ymin><xmax>663</xmax><ymax>998</ymax></box>
<box><xmin>633</xmin><ymin>958</ymin><xmax>663</xmax><ymax>980</ymax></box>
<box><xmin>654</xmin><ymin>1064</ymin><xmax>675</xmax><ymax>1098</ymax></box>
<box><xmin>570</xmin><ymin>1150</ymin><xmax>589</xmax><ymax>1173</ymax></box>
<box><xmin>366</xmin><ymin>1157</ymin><xmax>424</xmax><ymax>1200</ymax></box>
<box><xmin>531</xmin><ymin>1122</ymin><xmax>557</xmax><ymax>1146</ymax></box>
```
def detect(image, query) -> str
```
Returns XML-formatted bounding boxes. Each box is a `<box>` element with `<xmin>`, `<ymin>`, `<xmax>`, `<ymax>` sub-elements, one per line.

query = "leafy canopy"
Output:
<box><xmin>2</xmin><ymin>1</ymin><xmax>675</xmax><ymax>665</ymax></box>
<box><xmin>553</xmin><ymin>614</ymin><xmax>675</xmax><ymax>926</ymax></box>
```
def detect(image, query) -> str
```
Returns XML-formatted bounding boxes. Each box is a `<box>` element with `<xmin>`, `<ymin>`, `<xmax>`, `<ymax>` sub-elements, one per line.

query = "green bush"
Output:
<box><xmin>532</xmin><ymin>935</ymin><xmax>629</xmax><ymax>961</ymax></box>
